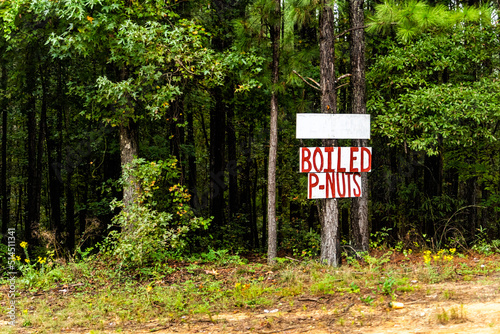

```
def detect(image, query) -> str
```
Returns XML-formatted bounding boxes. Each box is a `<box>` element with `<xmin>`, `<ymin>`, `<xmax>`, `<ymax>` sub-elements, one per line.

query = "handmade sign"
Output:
<box><xmin>299</xmin><ymin>147</ymin><xmax>372</xmax><ymax>173</ymax></box>
<box><xmin>296</xmin><ymin>114</ymin><xmax>372</xmax><ymax>199</ymax></box>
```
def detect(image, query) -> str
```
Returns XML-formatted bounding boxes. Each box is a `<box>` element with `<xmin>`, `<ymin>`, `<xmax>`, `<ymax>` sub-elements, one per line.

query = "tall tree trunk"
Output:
<box><xmin>319</xmin><ymin>0</ymin><xmax>341</xmax><ymax>266</ymax></box>
<box><xmin>26</xmin><ymin>50</ymin><xmax>40</xmax><ymax>246</ymax></box>
<box><xmin>227</xmin><ymin>102</ymin><xmax>239</xmax><ymax>219</ymax></box>
<box><xmin>423</xmin><ymin>139</ymin><xmax>442</xmax><ymax>238</ymax></box>
<box><xmin>187</xmin><ymin>110</ymin><xmax>197</xmax><ymax>208</ymax></box>
<box><xmin>49</xmin><ymin>61</ymin><xmax>65</xmax><ymax>241</ymax></box>
<box><xmin>1</xmin><ymin>62</ymin><xmax>8</xmax><ymax>240</ymax></box>
<box><xmin>267</xmin><ymin>0</ymin><xmax>280</xmax><ymax>264</ymax></box>
<box><xmin>65</xmin><ymin>169</ymin><xmax>75</xmax><ymax>253</ymax></box>
<box><xmin>120</xmin><ymin>120</ymin><xmax>139</xmax><ymax>209</ymax></box>
<box><xmin>209</xmin><ymin>86</ymin><xmax>226</xmax><ymax>234</ymax></box>
<box><xmin>349</xmin><ymin>0</ymin><xmax>369</xmax><ymax>252</ymax></box>
<box><xmin>252</xmin><ymin>158</ymin><xmax>259</xmax><ymax>248</ymax></box>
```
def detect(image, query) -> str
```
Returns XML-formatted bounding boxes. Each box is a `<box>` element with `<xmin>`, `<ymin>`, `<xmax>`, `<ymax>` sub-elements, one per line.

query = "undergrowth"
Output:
<box><xmin>1</xmin><ymin>247</ymin><xmax>499</xmax><ymax>333</ymax></box>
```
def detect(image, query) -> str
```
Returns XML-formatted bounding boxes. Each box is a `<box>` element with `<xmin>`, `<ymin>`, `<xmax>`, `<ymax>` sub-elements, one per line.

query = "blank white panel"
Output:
<box><xmin>296</xmin><ymin>114</ymin><xmax>370</xmax><ymax>139</ymax></box>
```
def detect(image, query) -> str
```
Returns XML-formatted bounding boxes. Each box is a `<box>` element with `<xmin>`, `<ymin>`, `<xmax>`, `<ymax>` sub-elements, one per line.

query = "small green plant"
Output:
<box><xmin>360</xmin><ymin>295</ymin><xmax>375</xmax><ymax>305</ymax></box>
<box><xmin>363</xmin><ymin>251</ymin><xmax>393</xmax><ymax>272</ymax></box>
<box><xmin>370</xmin><ymin>227</ymin><xmax>392</xmax><ymax>249</ymax></box>
<box><xmin>436</xmin><ymin>305</ymin><xmax>467</xmax><ymax>324</ymax></box>
<box><xmin>13</xmin><ymin>242</ymin><xmax>51</xmax><ymax>289</ymax></box>
<box><xmin>349</xmin><ymin>282</ymin><xmax>360</xmax><ymax>294</ymax></box>
<box><xmin>106</xmin><ymin>158</ymin><xmax>211</xmax><ymax>267</ymax></box>
<box><xmin>381</xmin><ymin>277</ymin><xmax>396</xmax><ymax>296</ymax></box>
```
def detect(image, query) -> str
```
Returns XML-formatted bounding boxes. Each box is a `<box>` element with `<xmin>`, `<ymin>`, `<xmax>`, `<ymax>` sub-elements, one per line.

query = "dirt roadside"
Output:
<box><xmin>90</xmin><ymin>276</ymin><xmax>500</xmax><ymax>333</ymax></box>
<box><xmin>3</xmin><ymin>272</ymin><xmax>499</xmax><ymax>334</ymax></box>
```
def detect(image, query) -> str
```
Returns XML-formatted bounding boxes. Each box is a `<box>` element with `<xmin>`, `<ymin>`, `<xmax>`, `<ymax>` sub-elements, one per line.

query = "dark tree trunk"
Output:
<box><xmin>466</xmin><ymin>176</ymin><xmax>478</xmax><ymax>238</ymax></box>
<box><xmin>209</xmin><ymin>86</ymin><xmax>226</xmax><ymax>233</ymax></box>
<box><xmin>319</xmin><ymin>0</ymin><xmax>341</xmax><ymax>266</ymax></box>
<box><xmin>170</xmin><ymin>98</ymin><xmax>185</xmax><ymax>183</ymax></box>
<box><xmin>227</xmin><ymin>101</ymin><xmax>239</xmax><ymax>219</ymax></box>
<box><xmin>423</xmin><ymin>146</ymin><xmax>442</xmax><ymax>238</ymax></box>
<box><xmin>187</xmin><ymin>110</ymin><xmax>197</xmax><ymax>208</ymax></box>
<box><xmin>262</xmin><ymin>155</ymin><xmax>267</xmax><ymax>250</ymax></box>
<box><xmin>43</xmin><ymin>61</ymin><xmax>64</xmax><ymax>245</ymax></box>
<box><xmin>267</xmin><ymin>0</ymin><xmax>280</xmax><ymax>263</ymax></box>
<box><xmin>65</xmin><ymin>169</ymin><xmax>75</xmax><ymax>253</ymax></box>
<box><xmin>1</xmin><ymin>62</ymin><xmax>8</xmax><ymax>240</ymax></box>
<box><xmin>26</xmin><ymin>50</ymin><xmax>41</xmax><ymax>246</ymax></box>
<box><xmin>349</xmin><ymin>0</ymin><xmax>369</xmax><ymax>252</ymax></box>
<box><xmin>252</xmin><ymin>158</ymin><xmax>259</xmax><ymax>248</ymax></box>
<box><xmin>242</xmin><ymin>132</ymin><xmax>252</xmax><ymax>244</ymax></box>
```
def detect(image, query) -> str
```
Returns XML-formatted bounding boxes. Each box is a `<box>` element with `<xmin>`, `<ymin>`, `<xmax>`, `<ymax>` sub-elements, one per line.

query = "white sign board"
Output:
<box><xmin>300</xmin><ymin>147</ymin><xmax>372</xmax><ymax>173</ymax></box>
<box><xmin>296</xmin><ymin>114</ymin><xmax>371</xmax><ymax>139</ymax></box>
<box><xmin>308</xmin><ymin>172</ymin><xmax>363</xmax><ymax>199</ymax></box>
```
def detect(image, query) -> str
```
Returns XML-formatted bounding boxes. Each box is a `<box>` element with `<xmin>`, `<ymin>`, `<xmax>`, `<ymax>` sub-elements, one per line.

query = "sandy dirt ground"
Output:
<box><xmin>3</xmin><ymin>273</ymin><xmax>499</xmax><ymax>333</ymax></box>
<box><xmin>98</xmin><ymin>276</ymin><xmax>500</xmax><ymax>333</ymax></box>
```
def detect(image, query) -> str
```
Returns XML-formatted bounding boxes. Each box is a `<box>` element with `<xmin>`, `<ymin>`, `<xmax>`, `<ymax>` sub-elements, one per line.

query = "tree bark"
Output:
<box><xmin>349</xmin><ymin>0</ymin><xmax>369</xmax><ymax>252</ymax></box>
<box><xmin>319</xmin><ymin>0</ymin><xmax>341</xmax><ymax>266</ymax></box>
<box><xmin>120</xmin><ymin>120</ymin><xmax>139</xmax><ymax>209</ymax></box>
<box><xmin>1</xmin><ymin>62</ymin><xmax>8</xmax><ymax>240</ymax></box>
<box><xmin>187</xmin><ymin>109</ymin><xmax>197</xmax><ymax>208</ymax></box>
<box><xmin>267</xmin><ymin>0</ymin><xmax>280</xmax><ymax>264</ymax></box>
<box><xmin>26</xmin><ymin>49</ymin><xmax>41</xmax><ymax>246</ymax></box>
<box><xmin>227</xmin><ymin>101</ymin><xmax>239</xmax><ymax>219</ymax></box>
<box><xmin>209</xmin><ymin>86</ymin><xmax>226</xmax><ymax>233</ymax></box>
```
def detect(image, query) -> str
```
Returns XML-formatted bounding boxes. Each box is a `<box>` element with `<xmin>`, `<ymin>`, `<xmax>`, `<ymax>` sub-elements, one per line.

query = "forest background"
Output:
<box><xmin>1</xmin><ymin>0</ymin><xmax>500</xmax><ymax>269</ymax></box>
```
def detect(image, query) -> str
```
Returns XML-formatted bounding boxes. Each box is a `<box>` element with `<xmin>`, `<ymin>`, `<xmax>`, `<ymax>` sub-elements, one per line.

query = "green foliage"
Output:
<box><xmin>197</xmin><ymin>249</ymin><xmax>247</xmax><ymax>266</ymax></box>
<box><xmin>381</xmin><ymin>277</ymin><xmax>396</xmax><ymax>296</ymax></box>
<box><xmin>360</xmin><ymin>295</ymin><xmax>375</xmax><ymax>305</ymax></box>
<box><xmin>471</xmin><ymin>227</ymin><xmax>500</xmax><ymax>255</ymax></box>
<box><xmin>280</xmin><ymin>220</ymin><xmax>320</xmax><ymax>258</ymax></box>
<box><xmin>367</xmin><ymin>0</ymin><xmax>491</xmax><ymax>43</ymax></box>
<box><xmin>370</xmin><ymin>227</ymin><xmax>392</xmax><ymax>249</ymax></box>
<box><xmin>106</xmin><ymin>158</ymin><xmax>211</xmax><ymax>267</ymax></box>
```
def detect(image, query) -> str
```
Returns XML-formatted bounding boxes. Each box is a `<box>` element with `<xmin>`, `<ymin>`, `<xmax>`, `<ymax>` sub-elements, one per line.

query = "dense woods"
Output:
<box><xmin>1</xmin><ymin>0</ymin><xmax>499</xmax><ymax>266</ymax></box>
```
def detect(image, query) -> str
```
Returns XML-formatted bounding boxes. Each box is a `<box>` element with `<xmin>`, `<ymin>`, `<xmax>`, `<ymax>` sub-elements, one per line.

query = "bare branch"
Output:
<box><xmin>175</xmin><ymin>59</ymin><xmax>199</xmax><ymax>76</ymax></box>
<box><xmin>335</xmin><ymin>25</ymin><xmax>369</xmax><ymax>39</ymax></box>
<box><xmin>335</xmin><ymin>82</ymin><xmax>349</xmax><ymax>90</ymax></box>
<box><xmin>336</xmin><ymin>73</ymin><xmax>351</xmax><ymax>83</ymax></box>
<box><xmin>292</xmin><ymin>70</ymin><xmax>321</xmax><ymax>91</ymax></box>
<box><xmin>307</xmin><ymin>76</ymin><xmax>321</xmax><ymax>88</ymax></box>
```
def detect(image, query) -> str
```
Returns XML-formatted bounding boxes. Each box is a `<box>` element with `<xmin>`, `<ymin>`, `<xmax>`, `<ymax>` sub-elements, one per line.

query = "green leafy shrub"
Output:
<box><xmin>106</xmin><ymin>158</ymin><xmax>211</xmax><ymax>267</ymax></box>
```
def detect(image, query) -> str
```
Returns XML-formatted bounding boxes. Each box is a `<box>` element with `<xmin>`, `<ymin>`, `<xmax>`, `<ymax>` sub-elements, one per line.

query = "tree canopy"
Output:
<box><xmin>1</xmin><ymin>0</ymin><xmax>499</xmax><ymax>263</ymax></box>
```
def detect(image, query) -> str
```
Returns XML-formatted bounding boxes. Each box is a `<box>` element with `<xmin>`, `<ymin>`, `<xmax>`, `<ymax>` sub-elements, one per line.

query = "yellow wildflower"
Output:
<box><xmin>20</xmin><ymin>241</ymin><xmax>28</xmax><ymax>249</ymax></box>
<box><xmin>25</xmin><ymin>258</ymin><xmax>30</xmax><ymax>263</ymax></box>
<box><xmin>449</xmin><ymin>248</ymin><xmax>456</xmax><ymax>254</ymax></box>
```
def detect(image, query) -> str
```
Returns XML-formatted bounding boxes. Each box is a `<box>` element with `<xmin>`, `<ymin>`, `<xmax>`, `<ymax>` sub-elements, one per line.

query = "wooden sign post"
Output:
<box><xmin>296</xmin><ymin>114</ymin><xmax>372</xmax><ymax>199</ymax></box>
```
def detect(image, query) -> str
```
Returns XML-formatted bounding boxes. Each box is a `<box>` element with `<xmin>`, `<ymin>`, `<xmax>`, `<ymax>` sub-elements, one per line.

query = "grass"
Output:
<box><xmin>435</xmin><ymin>305</ymin><xmax>467</xmax><ymax>324</ymax></box>
<box><xmin>1</xmin><ymin>249</ymin><xmax>499</xmax><ymax>333</ymax></box>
